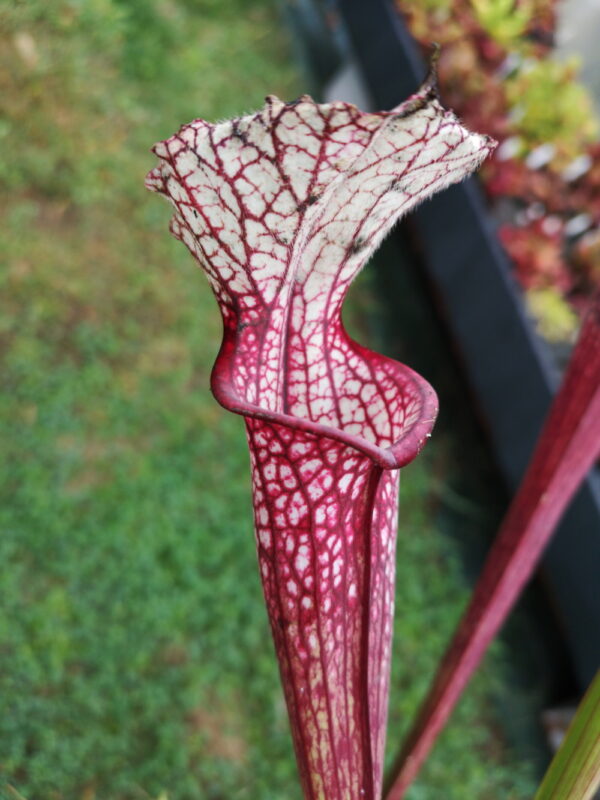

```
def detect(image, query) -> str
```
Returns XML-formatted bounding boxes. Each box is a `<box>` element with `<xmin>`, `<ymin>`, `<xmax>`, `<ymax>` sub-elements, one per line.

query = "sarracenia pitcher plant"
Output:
<box><xmin>146</xmin><ymin>76</ymin><xmax>493</xmax><ymax>799</ymax></box>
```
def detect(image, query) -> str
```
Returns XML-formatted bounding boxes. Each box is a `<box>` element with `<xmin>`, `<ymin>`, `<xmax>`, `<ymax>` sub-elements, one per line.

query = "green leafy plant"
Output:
<box><xmin>471</xmin><ymin>0</ymin><xmax>534</xmax><ymax>45</ymax></box>
<box><xmin>535</xmin><ymin>671</ymin><xmax>600</xmax><ymax>800</ymax></box>
<box><xmin>505</xmin><ymin>58</ymin><xmax>598</xmax><ymax>161</ymax></box>
<box><xmin>527</xmin><ymin>288</ymin><xmax>579</xmax><ymax>343</ymax></box>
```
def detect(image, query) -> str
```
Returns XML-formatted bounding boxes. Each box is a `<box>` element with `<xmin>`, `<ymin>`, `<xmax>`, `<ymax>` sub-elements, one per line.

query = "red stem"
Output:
<box><xmin>385</xmin><ymin>297</ymin><xmax>600</xmax><ymax>800</ymax></box>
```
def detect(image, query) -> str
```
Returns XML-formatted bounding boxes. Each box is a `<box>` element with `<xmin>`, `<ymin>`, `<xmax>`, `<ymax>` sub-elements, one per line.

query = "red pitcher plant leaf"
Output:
<box><xmin>386</xmin><ymin>294</ymin><xmax>600</xmax><ymax>800</ymax></box>
<box><xmin>147</xmin><ymin>76</ymin><xmax>493</xmax><ymax>800</ymax></box>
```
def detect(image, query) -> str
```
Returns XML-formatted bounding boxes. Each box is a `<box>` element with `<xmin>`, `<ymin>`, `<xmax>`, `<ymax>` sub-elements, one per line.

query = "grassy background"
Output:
<box><xmin>1</xmin><ymin>1</ymin><xmax>537</xmax><ymax>798</ymax></box>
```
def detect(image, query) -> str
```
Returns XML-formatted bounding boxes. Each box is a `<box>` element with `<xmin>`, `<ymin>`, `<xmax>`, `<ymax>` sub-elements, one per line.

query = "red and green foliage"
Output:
<box><xmin>398</xmin><ymin>0</ymin><xmax>600</xmax><ymax>339</ymax></box>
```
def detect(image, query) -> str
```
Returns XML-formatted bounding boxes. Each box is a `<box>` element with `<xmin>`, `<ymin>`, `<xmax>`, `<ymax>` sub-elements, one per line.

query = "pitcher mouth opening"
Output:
<box><xmin>211</xmin><ymin>344</ymin><xmax>438</xmax><ymax>471</ymax></box>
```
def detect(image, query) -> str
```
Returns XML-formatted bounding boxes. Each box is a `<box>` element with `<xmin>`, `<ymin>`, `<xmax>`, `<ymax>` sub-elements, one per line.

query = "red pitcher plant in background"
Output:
<box><xmin>386</xmin><ymin>290</ymin><xmax>600</xmax><ymax>800</ymax></box>
<box><xmin>146</xmin><ymin>74</ymin><xmax>493</xmax><ymax>799</ymax></box>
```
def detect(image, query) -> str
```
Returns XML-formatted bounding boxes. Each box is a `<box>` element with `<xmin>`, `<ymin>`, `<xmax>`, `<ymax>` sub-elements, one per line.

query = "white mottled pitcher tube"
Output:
<box><xmin>147</xmin><ymin>84</ymin><xmax>493</xmax><ymax>799</ymax></box>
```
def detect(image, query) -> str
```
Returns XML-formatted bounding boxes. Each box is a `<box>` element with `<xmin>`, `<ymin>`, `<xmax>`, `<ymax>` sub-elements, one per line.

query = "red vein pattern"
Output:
<box><xmin>147</xmin><ymin>87</ymin><xmax>493</xmax><ymax>799</ymax></box>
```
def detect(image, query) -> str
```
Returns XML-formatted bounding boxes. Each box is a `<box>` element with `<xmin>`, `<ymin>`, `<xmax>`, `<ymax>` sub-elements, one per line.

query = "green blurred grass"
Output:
<box><xmin>1</xmin><ymin>2</ymin><xmax>536</xmax><ymax>798</ymax></box>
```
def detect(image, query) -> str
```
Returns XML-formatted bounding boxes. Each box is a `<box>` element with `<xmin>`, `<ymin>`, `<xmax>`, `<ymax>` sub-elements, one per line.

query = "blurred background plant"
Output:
<box><xmin>398</xmin><ymin>0</ymin><xmax>600</xmax><ymax>345</ymax></box>
<box><xmin>471</xmin><ymin>0</ymin><xmax>535</xmax><ymax>44</ymax></box>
